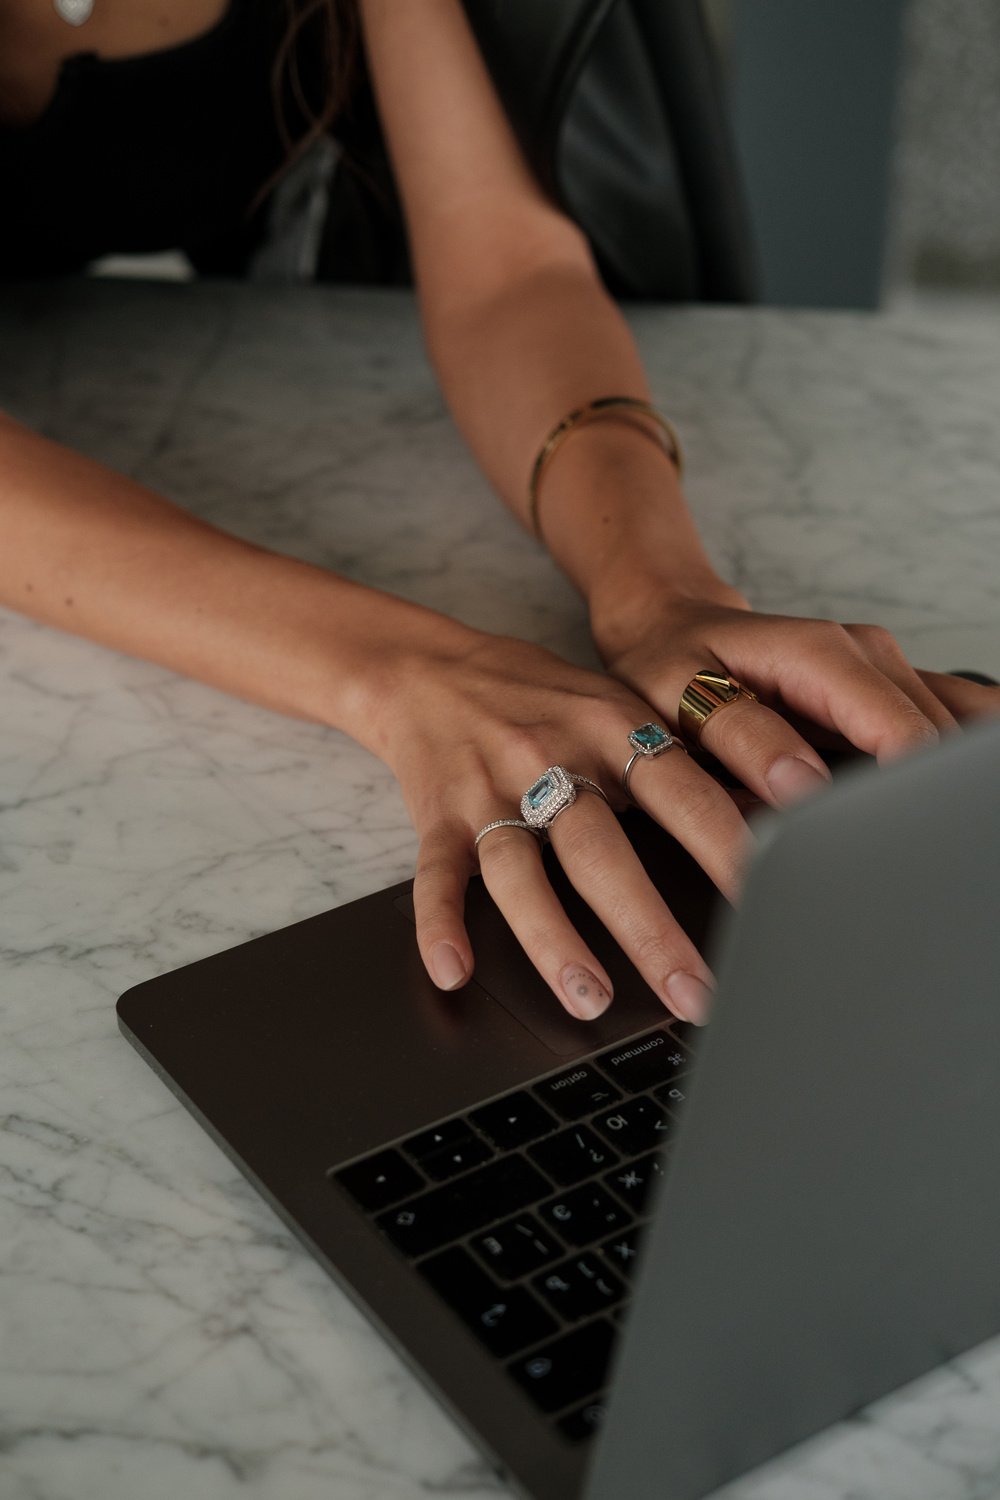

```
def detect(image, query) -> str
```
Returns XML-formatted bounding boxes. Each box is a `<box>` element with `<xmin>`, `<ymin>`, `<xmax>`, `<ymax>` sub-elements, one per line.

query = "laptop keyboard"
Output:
<box><xmin>331</xmin><ymin>1022</ymin><xmax>694</xmax><ymax>1443</ymax></box>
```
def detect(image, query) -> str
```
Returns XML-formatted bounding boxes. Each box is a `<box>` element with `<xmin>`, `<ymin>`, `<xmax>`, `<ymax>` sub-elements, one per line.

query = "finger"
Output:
<box><xmin>916</xmin><ymin>669</ymin><xmax>1000</xmax><ymax>723</ymax></box>
<box><xmin>691</xmin><ymin>690</ymin><xmax>835</xmax><ymax>810</ymax></box>
<box><xmin>412</xmin><ymin>822</ymin><xmax>476</xmax><ymax>991</ymax></box>
<box><xmin>547</xmin><ymin>794</ymin><xmax>715</xmax><ymax>1026</ymax></box>
<box><xmin>477</xmin><ymin>823</ymin><xmax>615</xmax><ymax>1021</ymax></box>
<box><xmin>623</xmin><ymin>743</ymin><xmax>754</xmax><ymax>901</ymax></box>
<box><xmin>845</xmin><ymin>624</ymin><xmax>959</xmax><ymax>735</ymax></box>
<box><xmin>715</xmin><ymin>624</ymin><xmax>942</xmax><ymax>767</ymax></box>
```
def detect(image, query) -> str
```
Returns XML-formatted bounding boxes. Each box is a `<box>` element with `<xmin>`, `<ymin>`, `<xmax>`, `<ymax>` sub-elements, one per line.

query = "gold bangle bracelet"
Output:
<box><xmin>527</xmin><ymin>395</ymin><xmax>684</xmax><ymax>541</ymax></box>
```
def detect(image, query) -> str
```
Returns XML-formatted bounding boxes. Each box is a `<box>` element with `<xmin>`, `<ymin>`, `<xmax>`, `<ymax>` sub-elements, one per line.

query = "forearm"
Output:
<box><xmin>421</xmin><ymin>260</ymin><xmax>743</xmax><ymax>620</ymax></box>
<box><xmin>358</xmin><ymin>0</ymin><xmax>734</xmax><ymax>624</ymax></box>
<box><xmin>0</xmin><ymin>413</ymin><xmax>477</xmax><ymax>750</ymax></box>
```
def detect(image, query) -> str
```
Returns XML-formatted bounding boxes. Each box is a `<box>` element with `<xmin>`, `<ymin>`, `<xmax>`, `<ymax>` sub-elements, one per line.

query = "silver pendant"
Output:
<box><xmin>54</xmin><ymin>0</ymin><xmax>94</xmax><ymax>25</ymax></box>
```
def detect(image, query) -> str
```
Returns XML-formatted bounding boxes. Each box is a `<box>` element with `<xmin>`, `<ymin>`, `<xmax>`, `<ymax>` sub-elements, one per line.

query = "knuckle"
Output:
<box><xmin>849</xmin><ymin>621</ymin><xmax>903</xmax><ymax>659</ymax></box>
<box><xmin>414</xmin><ymin>828</ymin><xmax>468</xmax><ymax>891</ymax></box>
<box><xmin>808</xmin><ymin>617</ymin><xmax>852</xmax><ymax>651</ymax></box>
<box><xmin>630</xmin><ymin>924</ymin><xmax>679</xmax><ymax>973</ymax></box>
<box><xmin>553</xmin><ymin>813</ymin><xmax>619</xmax><ymax>880</ymax></box>
<box><xmin>670</xmin><ymin>772</ymin><xmax>727</xmax><ymax>831</ymax></box>
<box><xmin>477</xmin><ymin>825</ymin><xmax>539</xmax><ymax>868</ymax></box>
<box><xmin>900</xmin><ymin>703</ymin><xmax>939</xmax><ymax>744</ymax></box>
<box><xmin>504</xmin><ymin>723</ymin><xmax>556</xmax><ymax>771</ymax></box>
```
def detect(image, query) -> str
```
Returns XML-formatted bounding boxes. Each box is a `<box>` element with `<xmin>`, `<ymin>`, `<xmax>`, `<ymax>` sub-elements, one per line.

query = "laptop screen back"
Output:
<box><xmin>588</xmin><ymin>718</ymin><xmax>1000</xmax><ymax>1500</ymax></box>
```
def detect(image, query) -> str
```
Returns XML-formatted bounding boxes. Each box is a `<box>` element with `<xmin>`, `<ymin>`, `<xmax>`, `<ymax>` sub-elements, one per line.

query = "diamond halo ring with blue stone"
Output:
<box><xmin>622</xmin><ymin>722</ymin><xmax>686</xmax><ymax>803</ymax></box>
<box><xmin>520</xmin><ymin>766</ymin><xmax>609</xmax><ymax>831</ymax></box>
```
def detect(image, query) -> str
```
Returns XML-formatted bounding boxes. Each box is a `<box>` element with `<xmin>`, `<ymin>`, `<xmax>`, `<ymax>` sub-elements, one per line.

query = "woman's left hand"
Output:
<box><xmin>592</xmin><ymin>582</ymin><xmax>1000</xmax><ymax>811</ymax></box>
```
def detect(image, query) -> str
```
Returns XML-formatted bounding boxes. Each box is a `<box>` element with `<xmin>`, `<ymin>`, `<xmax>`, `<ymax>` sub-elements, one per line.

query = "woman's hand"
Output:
<box><xmin>590</xmin><ymin>577</ymin><xmax>1000</xmax><ymax>812</ymax></box>
<box><xmin>370</xmin><ymin>627</ymin><xmax>757</xmax><ymax>1028</ymax></box>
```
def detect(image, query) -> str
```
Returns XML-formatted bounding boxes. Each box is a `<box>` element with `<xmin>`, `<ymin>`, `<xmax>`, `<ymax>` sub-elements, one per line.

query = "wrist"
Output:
<box><xmin>334</xmin><ymin>591</ymin><xmax>486</xmax><ymax>761</ymax></box>
<box><xmin>530</xmin><ymin>417</ymin><xmax>739</xmax><ymax>608</ymax></box>
<box><xmin>588</xmin><ymin>551</ymin><xmax>750</xmax><ymax>665</ymax></box>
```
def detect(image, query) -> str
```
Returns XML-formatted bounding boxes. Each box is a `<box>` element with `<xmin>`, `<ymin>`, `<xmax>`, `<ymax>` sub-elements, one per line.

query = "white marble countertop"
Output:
<box><xmin>1</xmin><ymin>278</ymin><xmax>999</xmax><ymax>1500</ymax></box>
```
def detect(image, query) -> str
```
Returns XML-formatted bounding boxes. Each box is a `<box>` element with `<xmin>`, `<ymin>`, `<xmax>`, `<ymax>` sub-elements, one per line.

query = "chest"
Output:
<box><xmin>0</xmin><ymin>0</ymin><xmax>231</xmax><ymax>125</ymax></box>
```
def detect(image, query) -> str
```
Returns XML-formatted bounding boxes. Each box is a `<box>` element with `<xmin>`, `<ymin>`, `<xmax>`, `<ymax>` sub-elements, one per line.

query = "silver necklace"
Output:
<box><xmin>54</xmin><ymin>0</ymin><xmax>94</xmax><ymax>25</ymax></box>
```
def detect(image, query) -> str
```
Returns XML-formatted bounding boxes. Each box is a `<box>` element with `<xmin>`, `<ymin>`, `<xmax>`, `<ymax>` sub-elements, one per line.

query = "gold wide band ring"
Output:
<box><xmin>678</xmin><ymin>669</ymin><xmax>759</xmax><ymax>743</ymax></box>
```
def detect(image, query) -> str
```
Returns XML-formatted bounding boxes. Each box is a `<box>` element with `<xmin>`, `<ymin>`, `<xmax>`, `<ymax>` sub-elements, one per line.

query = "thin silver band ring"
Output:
<box><xmin>474</xmin><ymin>818</ymin><xmax>543</xmax><ymax>851</ymax></box>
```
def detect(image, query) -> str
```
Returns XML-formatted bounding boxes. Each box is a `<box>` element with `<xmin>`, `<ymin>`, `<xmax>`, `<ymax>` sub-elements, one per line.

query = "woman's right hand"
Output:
<box><xmin>368</xmin><ymin>625</ymin><xmax>757</xmax><ymax>1028</ymax></box>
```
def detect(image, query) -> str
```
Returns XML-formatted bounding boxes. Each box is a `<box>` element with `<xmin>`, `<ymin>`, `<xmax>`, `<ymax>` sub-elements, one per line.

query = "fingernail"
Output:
<box><xmin>560</xmin><ymin>965</ymin><xmax>612</xmax><ymax>1020</ymax></box>
<box><xmin>430</xmin><ymin>942</ymin><xmax>467</xmax><ymax>991</ymax></box>
<box><xmin>664</xmin><ymin>970</ymin><xmax>713</xmax><ymax>1027</ymax></box>
<box><xmin>765</xmin><ymin>754</ymin><xmax>831</xmax><ymax>807</ymax></box>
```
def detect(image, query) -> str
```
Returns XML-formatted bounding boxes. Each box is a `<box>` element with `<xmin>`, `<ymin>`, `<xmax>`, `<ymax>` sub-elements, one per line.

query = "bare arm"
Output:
<box><xmin>0</xmin><ymin>411</ymin><xmax>476</xmax><ymax>749</ymax></box>
<box><xmin>358</xmin><ymin>0</ymin><xmax>729</xmax><ymax>605</ymax></box>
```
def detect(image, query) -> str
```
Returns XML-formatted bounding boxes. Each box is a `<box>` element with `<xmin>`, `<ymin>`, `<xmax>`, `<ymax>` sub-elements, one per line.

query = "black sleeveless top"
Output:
<box><xmin>0</xmin><ymin>0</ymin><xmax>328</xmax><ymax>276</ymax></box>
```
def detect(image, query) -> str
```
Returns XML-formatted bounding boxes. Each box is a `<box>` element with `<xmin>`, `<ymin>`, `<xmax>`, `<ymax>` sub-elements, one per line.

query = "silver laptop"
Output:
<box><xmin>117</xmin><ymin>715</ymin><xmax>1000</xmax><ymax>1500</ymax></box>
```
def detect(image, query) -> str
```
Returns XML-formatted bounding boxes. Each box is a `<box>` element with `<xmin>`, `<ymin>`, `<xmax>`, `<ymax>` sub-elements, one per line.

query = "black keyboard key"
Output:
<box><xmin>421</xmin><ymin>1133</ymin><xmax>493</xmax><ymax>1182</ymax></box>
<box><xmin>558</xmin><ymin>1398</ymin><xmax>608</xmax><ymax>1442</ymax></box>
<box><xmin>597</xmin><ymin>1031</ymin><xmax>690</xmax><ymax>1093</ymax></box>
<box><xmin>533</xmin><ymin>1254</ymin><xmax>624</xmax><ymax>1321</ymax></box>
<box><xmin>420</xmin><ymin>1246</ymin><xmax>557</xmax><ymax>1357</ymax></box>
<box><xmin>404</xmin><ymin>1118</ymin><xmax>471</xmax><ymax>1163</ymax></box>
<box><xmin>603</xmin><ymin>1152</ymin><xmax>668</xmax><ymax>1215</ymax></box>
<box><xmin>376</xmin><ymin>1156</ymin><xmax>551</xmax><ymax>1257</ymax></box>
<box><xmin>600</xmin><ymin>1225</ymin><xmax>645</xmax><ymax>1279</ymax></box>
<box><xmin>472</xmin><ymin>1214</ymin><xmax>562</xmax><ymax>1280</ymax></box>
<box><xmin>593</xmin><ymin>1096</ymin><xmax>675</xmax><ymax>1154</ymax></box>
<box><xmin>333</xmin><ymin>1148</ymin><xmax>424</xmax><ymax>1213</ymax></box>
<box><xmin>539</xmin><ymin>1185</ymin><xmax>631</xmax><ymax>1247</ymax></box>
<box><xmin>667</xmin><ymin>1019</ymin><xmax>697</xmax><ymax>1048</ymax></box>
<box><xmin>653</xmin><ymin>1081</ymin><xmax>691</xmax><ymax>1114</ymax></box>
<box><xmin>509</xmin><ymin>1319</ymin><xmax>616</xmax><ymax>1414</ymax></box>
<box><xmin>528</xmin><ymin>1125</ymin><xmax>619</xmax><ymax>1187</ymax></box>
<box><xmin>471</xmin><ymin>1092</ymin><xmax>558</xmax><ymax>1150</ymax></box>
<box><xmin>533</xmin><ymin>1066</ymin><xmax>621</xmax><ymax>1122</ymax></box>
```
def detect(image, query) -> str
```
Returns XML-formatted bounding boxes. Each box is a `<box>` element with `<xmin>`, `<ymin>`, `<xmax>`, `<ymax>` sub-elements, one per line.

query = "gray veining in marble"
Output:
<box><xmin>1</xmin><ymin>279</ymin><xmax>999</xmax><ymax>1500</ymax></box>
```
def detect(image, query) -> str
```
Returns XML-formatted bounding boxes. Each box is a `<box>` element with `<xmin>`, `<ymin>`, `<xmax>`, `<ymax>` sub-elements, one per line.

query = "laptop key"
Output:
<box><xmin>419</xmin><ymin>1246</ymin><xmax>557</xmax><ymax>1358</ymax></box>
<box><xmin>533</xmin><ymin>1066</ymin><xmax>621</xmax><ymax>1122</ymax></box>
<box><xmin>471</xmin><ymin>1091</ymin><xmax>558</xmax><ymax>1149</ymax></box>
<box><xmin>376</xmin><ymin>1157</ymin><xmax>551</xmax><ymax>1258</ymax></box>
<box><xmin>332</xmin><ymin>1148</ymin><xmax>425</xmax><ymax>1213</ymax></box>
<box><xmin>403</xmin><ymin>1118</ymin><xmax>471</xmax><ymax>1163</ymax></box>
<box><xmin>600</xmin><ymin>1225</ymin><xmax>645</xmax><ymax>1279</ymax></box>
<box><xmin>471</xmin><ymin>1214</ymin><xmax>562</xmax><ymax>1280</ymax></box>
<box><xmin>528</xmin><ymin>1125</ymin><xmax>619</xmax><ymax>1187</ymax></box>
<box><xmin>509</xmin><ymin>1319</ymin><xmax>616</xmax><ymax>1414</ymax></box>
<box><xmin>533</xmin><ymin>1254</ymin><xmax>624</xmax><ymax>1321</ymax></box>
<box><xmin>539</xmin><ymin>1184</ymin><xmax>631</xmax><ymax>1247</ymax></box>
<box><xmin>603</xmin><ymin>1152</ymin><xmax>668</xmax><ymax>1215</ymax></box>
<box><xmin>593</xmin><ymin>1096</ymin><xmax>674</xmax><ymax>1154</ymax></box>
<box><xmin>420</xmin><ymin>1133</ymin><xmax>493</xmax><ymax>1182</ymax></box>
<box><xmin>596</xmin><ymin>1031</ymin><xmax>689</xmax><ymax>1093</ymax></box>
<box><xmin>653</xmin><ymin>1081</ymin><xmax>691</xmax><ymax>1114</ymax></box>
<box><xmin>558</xmin><ymin>1397</ymin><xmax>608</xmax><ymax>1443</ymax></box>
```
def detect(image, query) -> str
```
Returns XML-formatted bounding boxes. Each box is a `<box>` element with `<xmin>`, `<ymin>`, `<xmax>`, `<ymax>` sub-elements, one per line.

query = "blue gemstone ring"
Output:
<box><xmin>622</xmin><ymin>723</ymin><xmax>685</xmax><ymax>803</ymax></box>
<box><xmin>520</xmin><ymin>766</ymin><xmax>609</xmax><ymax>830</ymax></box>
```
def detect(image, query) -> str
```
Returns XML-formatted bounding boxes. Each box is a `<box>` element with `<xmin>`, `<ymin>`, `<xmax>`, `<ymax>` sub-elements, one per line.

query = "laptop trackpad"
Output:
<box><xmin>393</xmin><ymin>815</ymin><xmax>721</xmax><ymax>1058</ymax></box>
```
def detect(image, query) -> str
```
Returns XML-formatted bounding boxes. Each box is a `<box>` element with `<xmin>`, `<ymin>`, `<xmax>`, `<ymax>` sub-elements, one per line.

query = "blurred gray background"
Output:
<box><xmin>98</xmin><ymin>0</ymin><xmax>1000</xmax><ymax>314</ymax></box>
<box><xmin>712</xmin><ymin>0</ymin><xmax>1000</xmax><ymax>311</ymax></box>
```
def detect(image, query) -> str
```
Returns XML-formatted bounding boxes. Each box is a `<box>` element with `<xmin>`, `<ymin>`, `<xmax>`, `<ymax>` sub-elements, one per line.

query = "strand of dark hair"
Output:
<box><xmin>252</xmin><ymin>0</ymin><xmax>382</xmax><ymax>218</ymax></box>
